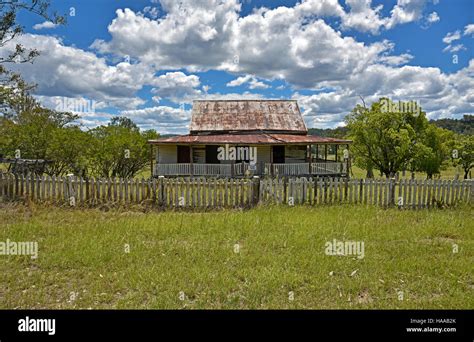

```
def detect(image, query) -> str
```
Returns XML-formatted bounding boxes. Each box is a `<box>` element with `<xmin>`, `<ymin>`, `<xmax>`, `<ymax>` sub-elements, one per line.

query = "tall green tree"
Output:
<box><xmin>88</xmin><ymin>118</ymin><xmax>158</xmax><ymax>178</ymax></box>
<box><xmin>412</xmin><ymin>125</ymin><xmax>454</xmax><ymax>179</ymax></box>
<box><xmin>452</xmin><ymin>134</ymin><xmax>474</xmax><ymax>179</ymax></box>
<box><xmin>345</xmin><ymin>98</ymin><xmax>429</xmax><ymax>178</ymax></box>
<box><xmin>0</xmin><ymin>0</ymin><xmax>65</xmax><ymax>117</ymax></box>
<box><xmin>2</xmin><ymin>106</ymin><xmax>78</xmax><ymax>159</ymax></box>
<box><xmin>45</xmin><ymin>126</ymin><xmax>92</xmax><ymax>177</ymax></box>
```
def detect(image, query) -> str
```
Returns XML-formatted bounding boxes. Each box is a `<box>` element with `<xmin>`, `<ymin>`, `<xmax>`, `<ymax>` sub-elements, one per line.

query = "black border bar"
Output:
<box><xmin>0</xmin><ymin>310</ymin><xmax>472</xmax><ymax>341</ymax></box>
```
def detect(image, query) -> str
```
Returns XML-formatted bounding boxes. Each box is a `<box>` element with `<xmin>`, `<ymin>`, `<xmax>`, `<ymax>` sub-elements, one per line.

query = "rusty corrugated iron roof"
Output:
<box><xmin>189</xmin><ymin>100</ymin><xmax>307</xmax><ymax>134</ymax></box>
<box><xmin>148</xmin><ymin>134</ymin><xmax>351</xmax><ymax>145</ymax></box>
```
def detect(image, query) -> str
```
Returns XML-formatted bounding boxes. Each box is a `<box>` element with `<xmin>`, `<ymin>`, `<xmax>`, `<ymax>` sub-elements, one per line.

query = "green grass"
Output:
<box><xmin>350</xmin><ymin>165</ymin><xmax>463</xmax><ymax>179</ymax></box>
<box><xmin>0</xmin><ymin>203</ymin><xmax>472</xmax><ymax>309</ymax></box>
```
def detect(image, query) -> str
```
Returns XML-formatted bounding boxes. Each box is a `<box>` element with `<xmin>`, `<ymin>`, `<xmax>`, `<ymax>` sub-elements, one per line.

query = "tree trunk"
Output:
<box><xmin>366</xmin><ymin>167</ymin><xmax>374</xmax><ymax>178</ymax></box>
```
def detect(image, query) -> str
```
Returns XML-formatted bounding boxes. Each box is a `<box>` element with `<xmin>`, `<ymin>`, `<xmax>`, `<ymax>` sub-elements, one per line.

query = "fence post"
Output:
<box><xmin>252</xmin><ymin>176</ymin><xmax>260</xmax><ymax>206</ymax></box>
<box><xmin>389</xmin><ymin>178</ymin><xmax>395</xmax><ymax>207</ymax></box>
<box><xmin>14</xmin><ymin>173</ymin><xmax>19</xmax><ymax>198</ymax></box>
<box><xmin>344</xmin><ymin>177</ymin><xmax>348</xmax><ymax>202</ymax></box>
<box><xmin>152</xmin><ymin>178</ymin><xmax>157</xmax><ymax>205</ymax></box>
<box><xmin>470</xmin><ymin>180</ymin><xmax>474</xmax><ymax>206</ymax></box>
<box><xmin>85</xmin><ymin>177</ymin><xmax>90</xmax><ymax>205</ymax></box>
<box><xmin>2</xmin><ymin>173</ymin><xmax>6</xmax><ymax>199</ymax></box>
<box><xmin>67</xmin><ymin>175</ymin><xmax>75</xmax><ymax>206</ymax></box>
<box><xmin>158</xmin><ymin>176</ymin><xmax>164</xmax><ymax>207</ymax></box>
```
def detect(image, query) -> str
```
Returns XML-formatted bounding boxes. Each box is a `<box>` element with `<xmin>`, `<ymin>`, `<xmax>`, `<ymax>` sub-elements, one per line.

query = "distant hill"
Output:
<box><xmin>430</xmin><ymin>115</ymin><xmax>473</xmax><ymax>135</ymax></box>
<box><xmin>308</xmin><ymin>115</ymin><xmax>473</xmax><ymax>138</ymax></box>
<box><xmin>158</xmin><ymin>134</ymin><xmax>178</xmax><ymax>138</ymax></box>
<box><xmin>308</xmin><ymin>127</ymin><xmax>349</xmax><ymax>139</ymax></box>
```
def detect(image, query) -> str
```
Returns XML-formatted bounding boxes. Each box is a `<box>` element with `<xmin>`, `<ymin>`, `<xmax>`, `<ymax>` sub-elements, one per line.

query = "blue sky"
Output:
<box><xmin>8</xmin><ymin>0</ymin><xmax>474</xmax><ymax>133</ymax></box>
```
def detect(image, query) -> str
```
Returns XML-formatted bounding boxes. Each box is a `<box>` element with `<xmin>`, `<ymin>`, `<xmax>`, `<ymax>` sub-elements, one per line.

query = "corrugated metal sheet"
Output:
<box><xmin>270</xmin><ymin>134</ymin><xmax>351</xmax><ymax>144</ymax></box>
<box><xmin>189</xmin><ymin>100</ymin><xmax>307</xmax><ymax>133</ymax></box>
<box><xmin>149</xmin><ymin>134</ymin><xmax>351</xmax><ymax>145</ymax></box>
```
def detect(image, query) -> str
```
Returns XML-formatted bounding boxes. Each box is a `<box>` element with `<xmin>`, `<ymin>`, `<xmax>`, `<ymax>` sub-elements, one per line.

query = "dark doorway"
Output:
<box><xmin>177</xmin><ymin>146</ymin><xmax>190</xmax><ymax>163</ymax></box>
<box><xmin>236</xmin><ymin>146</ymin><xmax>251</xmax><ymax>163</ymax></box>
<box><xmin>272</xmin><ymin>146</ymin><xmax>285</xmax><ymax>163</ymax></box>
<box><xmin>205</xmin><ymin>145</ymin><xmax>219</xmax><ymax>164</ymax></box>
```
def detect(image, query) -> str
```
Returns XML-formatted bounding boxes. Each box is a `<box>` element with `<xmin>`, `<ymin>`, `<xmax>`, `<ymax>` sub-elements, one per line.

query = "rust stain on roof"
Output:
<box><xmin>190</xmin><ymin>100</ymin><xmax>307</xmax><ymax>134</ymax></box>
<box><xmin>149</xmin><ymin>134</ymin><xmax>351</xmax><ymax>145</ymax></box>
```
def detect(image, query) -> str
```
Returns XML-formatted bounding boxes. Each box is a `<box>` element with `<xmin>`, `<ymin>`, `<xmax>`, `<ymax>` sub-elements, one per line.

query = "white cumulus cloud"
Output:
<box><xmin>464</xmin><ymin>24</ymin><xmax>474</xmax><ymax>37</ymax></box>
<box><xmin>32</xmin><ymin>21</ymin><xmax>58</xmax><ymax>30</ymax></box>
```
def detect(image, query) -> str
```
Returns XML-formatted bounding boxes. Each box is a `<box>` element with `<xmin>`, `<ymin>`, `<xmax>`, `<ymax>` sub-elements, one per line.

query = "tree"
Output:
<box><xmin>0</xmin><ymin>75</ymin><xmax>37</xmax><ymax>118</ymax></box>
<box><xmin>0</xmin><ymin>0</ymin><xmax>65</xmax><ymax>67</ymax></box>
<box><xmin>45</xmin><ymin>126</ymin><xmax>92</xmax><ymax>177</ymax></box>
<box><xmin>345</xmin><ymin>98</ymin><xmax>429</xmax><ymax>178</ymax></box>
<box><xmin>88</xmin><ymin>118</ymin><xmax>158</xmax><ymax>178</ymax></box>
<box><xmin>431</xmin><ymin>115</ymin><xmax>473</xmax><ymax>135</ymax></box>
<box><xmin>412</xmin><ymin>126</ymin><xmax>454</xmax><ymax>179</ymax></box>
<box><xmin>1</xmin><ymin>0</ymin><xmax>65</xmax><ymax>116</ymax></box>
<box><xmin>452</xmin><ymin>134</ymin><xmax>474</xmax><ymax>179</ymax></box>
<box><xmin>2</xmin><ymin>106</ymin><xmax>79</xmax><ymax>160</ymax></box>
<box><xmin>109</xmin><ymin>116</ymin><xmax>139</xmax><ymax>131</ymax></box>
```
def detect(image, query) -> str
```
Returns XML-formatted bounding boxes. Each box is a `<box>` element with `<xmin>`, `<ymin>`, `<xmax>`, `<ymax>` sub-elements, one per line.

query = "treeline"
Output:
<box><xmin>307</xmin><ymin>106</ymin><xmax>473</xmax><ymax>179</ymax></box>
<box><xmin>431</xmin><ymin>115</ymin><xmax>473</xmax><ymax>135</ymax></box>
<box><xmin>345</xmin><ymin>99</ymin><xmax>473</xmax><ymax>179</ymax></box>
<box><xmin>308</xmin><ymin>115</ymin><xmax>473</xmax><ymax>138</ymax></box>
<box><xmin>0</xmin><ymin>97</ymin><xmax>158</xmax><ymax>178</ymax></box>
<box><xmin>0</xmin><ymin>1</ymin><xmax>159</xmax><ymax>179</ymax></box>
<box><xmin>308</xmin><ymin>127</ymin><xmax>348</xmax><ymax>138</ymax></box>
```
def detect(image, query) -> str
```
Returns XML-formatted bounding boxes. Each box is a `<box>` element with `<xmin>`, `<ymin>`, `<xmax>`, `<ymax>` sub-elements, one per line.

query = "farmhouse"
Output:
<box><xmin>148</xmin><ymin>100</ymin><xmax>351</xmax><ymax>177</ymax></box>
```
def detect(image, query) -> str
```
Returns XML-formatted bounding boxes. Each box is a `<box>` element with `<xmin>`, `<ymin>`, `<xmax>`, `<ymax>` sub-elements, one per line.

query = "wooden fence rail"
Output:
<box><xmin>259</xmin><ymin>178</ymin><xmax>473</xmax><ymax>209</ymax></box>
<box><xmin>0</xmin><ymin>174</ymin><xmax>255</xmax><ymax>209</ymax></box>
<box><xmin>0</xmin><ymin>174</ymin><xmax>472</xmax><ymax>209</ymax></box>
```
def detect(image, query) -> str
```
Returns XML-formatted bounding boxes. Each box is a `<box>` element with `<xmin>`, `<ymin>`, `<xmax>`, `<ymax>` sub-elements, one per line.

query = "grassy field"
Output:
<box><xmin>350</xmin><ymin>165</ymin><xmax>464</xmax><ymax>179</ymax></box>
<box><xmin>0</xmin><ymin>203</ymin><xmax>472</xmax><ymax>309</ymax></box>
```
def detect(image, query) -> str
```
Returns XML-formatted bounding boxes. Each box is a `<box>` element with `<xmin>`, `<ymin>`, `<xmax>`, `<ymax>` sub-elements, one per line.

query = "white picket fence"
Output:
<box><xmin>0</xmin><ymin>174</ymin><xmax>255</xmax><ymax>208</ymax></box>
<box><xmin>0</xmin><ymin>173</ymin><xmax>472</xmax><ymax>209</ymax></box>
<box><xmin>259</xmin><ymin>178</ymin><xmax>473</xmax><ymax>208</ymax></box>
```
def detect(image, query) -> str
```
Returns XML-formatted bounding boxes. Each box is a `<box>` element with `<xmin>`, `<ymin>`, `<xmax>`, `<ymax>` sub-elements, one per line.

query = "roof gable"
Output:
<box><xmin>190</xmin><ymin>100</ymin><xmax>307</xmax><ymax>134</ymax></box>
